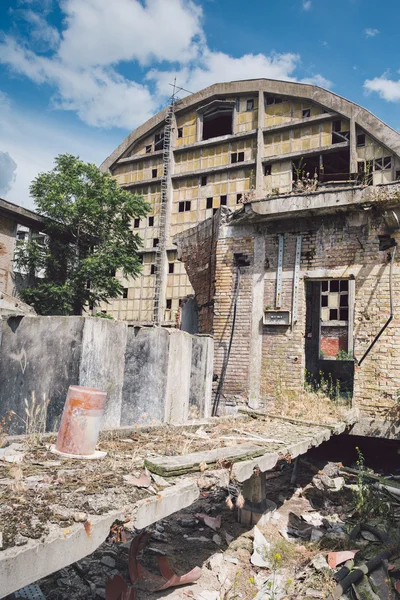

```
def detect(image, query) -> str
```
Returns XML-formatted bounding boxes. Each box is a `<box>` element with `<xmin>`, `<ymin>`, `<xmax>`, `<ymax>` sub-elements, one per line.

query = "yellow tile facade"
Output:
<box><xmin>102</xmin><ymin>90</ymin><xmax>399</xmax><ymax>323</ymax></box>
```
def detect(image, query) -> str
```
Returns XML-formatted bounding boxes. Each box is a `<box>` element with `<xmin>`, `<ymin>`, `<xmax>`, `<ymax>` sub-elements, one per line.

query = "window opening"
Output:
<box><xmin>265</xmin><ymin>95</ymin><xmax>283</xmax><ymax>106</ymax></box>
<box><xmin>166</xmin><ymin>299</ymin><xmax>172</xmax><ymax>309</ymax></box>
<box><xmin>179</xmin><ymin>201</ymin><xmax>191</xmax><ymax>212</ymax></box>
<box><xmin>152</xmin><ymin>168</ymin><xmax>158</xmax><ymax>178</ymax></box>
<box><xmin>146</xmin><ymin>145</ymin><xmax>152</xmax><ymax>153</ymax></box>
<box><xmin>134</xmin><ymin>218</ymin><xmax>140</xmax><ymax>228</ymax></box>
<box><xmin>206</xmin><ymin>197</ymin><xmax>213</xmax><ymax>209</ymax></box>
<box><xmin>168</xmin><ymin>263</ymin><xmax>174</xmax><ymax>274</ymax></box>
<box><xmin>302</xmin><ymin>108</ymin><xmax>311</xmax><ymax>118</ymax></box>
<box><xmin>213</xmin><ymin>208</ymin><xmax>218</xmax><ymax>215</ymax></box>
<box><xmin>201</xmin><ymin>175</ymin><xmax>207</xmax><ymax>186</ymax></box>
<box><xmin>123</xmin><ymin>288</ymin><xmax>128</xmax><ymax>299</ymax></box>
<box><xmin>202</xmin><ymin>103</ymin><xmax>234</xmax><ymax>140</ymax></box>
<box><xmin>246</xmin><ymin>99</ymin><xmax>254</xmax><ymax>111</ymax></box>
<box><xmin>151</xmin><ymin>264</ymin><xmax>155</xmax><ymax>275</ymax></box>
<box><xmin>356</xmin><ymin>134</ymin><xmax>365</xmax><ymax>147</ymax></box>
<box><xmin>154</xmin><ymin>132</ymin><xmax>164</xmax><ymax>151</ymax></box>
<box><xmin>236</xmin><ymin>193</ymin><xmax>243</xmax><ymax>203</ymax></box>
<box><xmin>177</xmin><ymin>127</ymin><xmax>183</xmax><ymax>139</ymax></box>
<box><xmin>264</xmin><ymin>164</ymin><xmax>271</xmax><ymax>176</ymax></box>
<box><xmin>375</xmin><ymin>156</ymin><xmax>392</xmax><ymax>171</ymax></box>
<box><xmin>148</xmin><ymin>216</ymin><xmax>154</xmax><ymax>226</ymax></box>
<box><xmin>153</xmin><ymin>238</ymin><xmax>159</xmax><ymax>247</ymax></box>
<box><xmin>220</xmin><ymin>195</ymin><xmax>227</xmax><ymax>206</ymax></box>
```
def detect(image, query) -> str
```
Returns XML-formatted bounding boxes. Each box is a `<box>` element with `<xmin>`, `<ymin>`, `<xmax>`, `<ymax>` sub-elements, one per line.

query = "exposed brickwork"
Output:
<box><xmin>176</xmin><ymin>200</ymin><xmax>400</xmax><ymax>419</ymax></box>
<box><xmin>0</xmin><ymin>216</ymin><xmax>16</xmax><ymax>295</ymax></box>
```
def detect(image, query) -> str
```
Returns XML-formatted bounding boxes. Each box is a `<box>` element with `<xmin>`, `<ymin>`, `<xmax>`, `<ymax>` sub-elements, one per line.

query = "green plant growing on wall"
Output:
<box><xmin>15</xmin><ymin>154</ymin><xmax>150</xmax><ymax>315</ymax></box>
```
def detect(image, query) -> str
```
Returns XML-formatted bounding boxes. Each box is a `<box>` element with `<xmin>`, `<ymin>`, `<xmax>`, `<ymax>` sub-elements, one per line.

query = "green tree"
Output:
<box><xmin>16</xmin><ymin>154</ymin><xmax>149</xmax><ymax>316</ymax></box>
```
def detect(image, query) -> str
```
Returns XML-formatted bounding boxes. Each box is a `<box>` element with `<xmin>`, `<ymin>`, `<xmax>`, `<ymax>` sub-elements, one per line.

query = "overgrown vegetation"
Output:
<box><xmin>16</xmin><ymin>154</ymin><xmax>149</xmax><ymax>316</ymax></box>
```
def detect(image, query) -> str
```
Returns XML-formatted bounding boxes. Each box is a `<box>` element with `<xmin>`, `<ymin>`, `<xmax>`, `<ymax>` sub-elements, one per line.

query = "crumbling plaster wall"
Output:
<box><xmin>0</xmin><ymin>316</ymin><xmax>213</xmax><ymax>434</ymax></box>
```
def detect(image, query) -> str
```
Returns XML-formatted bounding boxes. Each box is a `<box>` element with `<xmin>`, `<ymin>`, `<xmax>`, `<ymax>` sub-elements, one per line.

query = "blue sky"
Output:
<box><xmin>0</xmin><ymin>0</ymin><xmax>399</xmax><ymax>208</ymax></box>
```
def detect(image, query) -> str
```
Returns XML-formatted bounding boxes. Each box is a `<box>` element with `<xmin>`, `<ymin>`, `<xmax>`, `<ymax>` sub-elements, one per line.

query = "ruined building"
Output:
<box><xmin>101</xmin><ymin>79</ymin><xmax>400</xmax><ymax>328</ymax></box>
<box><xmin>102</xmin><ymin>79</ymin><xmax>400</xmax><ymax>436</ymax></box>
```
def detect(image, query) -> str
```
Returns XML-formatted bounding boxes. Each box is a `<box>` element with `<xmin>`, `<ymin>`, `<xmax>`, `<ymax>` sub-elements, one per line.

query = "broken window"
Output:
<box><xmin>236</xmin><ymin>193</ymin><xmax>243</xmax><ymax>203</ymax></box>
<box><xmin>302</xmin><ymin>108</ymin><xmax>311</xmax><ymax>118</ymax></box>
<box><xmin>319</xmin><ymin>149</ymin><xmax>350</xmax><ymax>183</ymax></box>
<box><xmin>153</xmin><ymin>238</ymin><xmax>159</xmax><ymax>247</ymax></box>
<box><xmin>151</xmin><ymin>264</ymin><xmax>155</xmax><ymax>275</ymax></box>
<box><xmin>148</xmin><ymin>216</ymin><xmax>154</xmax><ymax>226</ymax></box>
<box><xmin>202</xmin><ymin>102</ymin><xmax>234</xmax><ymax>140</ymax></box>
<box><xmin>201</xmin><ymin>175</ymin><xmax>207</xmax><ymax>186</ymax></box>
<box><xmin>146</xmin><ymin>145</ymin><xmax>152</xmax><ymax>153</ymax></box>
<box><xmin>246</xmin><ymin>99</ymin><xmax>254</xmax><ymax>111</ymax></box>
<box><xmin>134</xmin><ymin>218</ymin><xmax>140</xmax><ymax>228</ymax></box>
<box><xmin>123</xmin><ymin>288</ymin><xmax>128</xmax><ymax>299</ymax></box>
<box><xmin>375</xmin><ymin>156</ymin><xmax>392</xmax><ymax>171</ymax></box>
<box><xmin>356</xmin><ymin>134</ymin><xmax>366</xmax><ymax>147</ymax></box>
<box><xmin>220</xmin><ymin>195</ymin><xmax>227</xmax><ymax>206</ymax></box>
<box><xmin>168</xmin><ymin>262</ymin><xmax>174</xmax><ymax>274</ymax></box>
<box><xmin>332</xmin><ymin>121</ymin><xmax>350</xmax><ymax>144</ymax></box>
<box><xmin>177</xmin><ymin>127</ymin><xmax>183</xmax><ymax>139</ymax></box>
<box><xmin>166</xmin><ymin>299</ymin><xmax>172</xmax><ymax>309</ymax></box>
<box><xmin>305</xmin><ymin>278</ymin><xmax>354</xmax><ymax>398</ymax></box>
<box><xmin>152</xmin><ymin>168</ymin><xmax>158</xmax><ymax>178</ymax></box>
<box><xmin>154</xmin><ymin>132</ymin><xmax>164</xmax><ymax>151</ymax></box>
<box><xmin>206</xmin><ymin>197</ymin><xmax>213</xmax><ymax>209</ymax></box>
<box><xmin>265</xmin><ymin>95</ymin><xmax>283</xmax><ymax>106</ymax></box>
<box><xmin>231</xmin><ymin>151</ymin><xmax>245</xmax><ymax>164</ymax></box>
<box><xmin>396</xmin><ymin>170</ymin><xmax>400</xmax><ymax>180</ymax></box>
<box><xmin>213</xmin><ymin>208</ymin><xmax>218</xmax><ymax>215</ymax></box>
<box><xmin>264</xmin><ymin>164</ymin><xmax>272</xmax><ymax>176</ymax></box>
<box><xmin>178</xmin><ymin>201</ymin><xmax>191</xmax><ymax>212</ymax></box>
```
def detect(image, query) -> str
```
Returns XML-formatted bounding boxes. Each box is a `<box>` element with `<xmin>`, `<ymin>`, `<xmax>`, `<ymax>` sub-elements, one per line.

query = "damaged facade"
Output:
<box><xmin>174</xmin><ymin>185</ymin><xmax>400</xmax><ymax>437</ymax></box>
<box><xmin>101</xmin><ymin>79</ymin><xmax>400</xmax><ymax>328</ymax></box>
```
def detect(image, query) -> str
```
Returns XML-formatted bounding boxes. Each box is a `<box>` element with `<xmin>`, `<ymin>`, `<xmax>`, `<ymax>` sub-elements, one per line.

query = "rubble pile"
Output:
<box><xmin>10</xmin><ymin>452</ymin><xmax>400</xmax><ymax>600</ymax></box>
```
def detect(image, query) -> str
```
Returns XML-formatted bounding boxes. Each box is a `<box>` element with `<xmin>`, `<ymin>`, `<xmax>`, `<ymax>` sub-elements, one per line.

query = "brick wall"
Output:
<box><xmin>176</xmin><ymin>206</ymin><xmax>400</xmax><ymax>418</ymax></box>
<box><xmin>0</xmin><ymin>216</ymin><xmax>16</xmax><ymax>295</ymax></box>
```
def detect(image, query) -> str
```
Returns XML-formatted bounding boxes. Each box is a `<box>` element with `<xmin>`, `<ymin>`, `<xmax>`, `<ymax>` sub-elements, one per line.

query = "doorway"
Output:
<box><xmin>305</xmin><ymin>279</ymin><xmax>354</xmax><ymax>398</ymax></box>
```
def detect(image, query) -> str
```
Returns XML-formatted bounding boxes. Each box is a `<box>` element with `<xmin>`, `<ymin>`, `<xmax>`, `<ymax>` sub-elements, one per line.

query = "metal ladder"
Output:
<box><xmin>153</xmin><ymin>100</ymin><xmax>174</xmax><ymax>324</ymax></box>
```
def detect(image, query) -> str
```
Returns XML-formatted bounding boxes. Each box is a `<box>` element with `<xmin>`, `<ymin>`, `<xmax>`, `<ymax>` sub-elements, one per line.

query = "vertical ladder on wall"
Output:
<box><xmin>153</xmin><ymin>99</ymin><xmax>174</xmax><ymax>324</ymax></box>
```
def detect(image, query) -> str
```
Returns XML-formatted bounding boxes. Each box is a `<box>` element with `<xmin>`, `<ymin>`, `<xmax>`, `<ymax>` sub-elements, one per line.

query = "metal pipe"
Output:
<box><xmin>357</xmin><ymin>245</ymin><xmax>397</xmax><ymax>367</ymax></box>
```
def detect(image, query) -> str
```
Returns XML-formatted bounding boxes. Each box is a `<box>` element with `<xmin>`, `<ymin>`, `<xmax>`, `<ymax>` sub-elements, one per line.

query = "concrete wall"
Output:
<box><xmin>0</xmin><ymin>316</ymin><xmax>213</xmax><ymax>433</ymax></box>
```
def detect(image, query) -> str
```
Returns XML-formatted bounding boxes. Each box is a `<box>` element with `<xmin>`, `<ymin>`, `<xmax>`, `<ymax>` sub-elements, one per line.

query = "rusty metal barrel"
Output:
<box><xmin>55</xmin><ymin>385</ymin><xmax>106</xmax><ymax>457</ymax></box>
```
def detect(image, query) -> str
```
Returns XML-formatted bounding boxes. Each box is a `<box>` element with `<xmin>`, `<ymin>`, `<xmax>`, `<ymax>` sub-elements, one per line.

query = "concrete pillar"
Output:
<box><xmin>164</xmin><ymin>329</ymin><xmax>193</xmax><ymax>423</ymax></box>
<box><xmin>255</xmin><ymin>89</ymin><xmax>265</xmax><ymax>198</ymax></box>
<box><xmin>189</xmin><ymin>335</ymin><xmax>214</xmax><ymax>419</ymax></box>
<box><xmin>350</xmin><ymin>117</ymin><xmax>357</xmax><ymax>176</ymax></box>
<box><xmin>238</xmin><ymin>471</ymin><xmax>272</xmax><ymax>527</ymax></box>
<box><xmin>248</xmin><ymin>233</ymin><xmax>265</xmax><ymax>409</ymax></box>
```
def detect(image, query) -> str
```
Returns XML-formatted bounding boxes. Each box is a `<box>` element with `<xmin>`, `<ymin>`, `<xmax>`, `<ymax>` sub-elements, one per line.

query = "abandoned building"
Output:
<box><xmin>100</xmin><ymin>78</ymin><xmax>400</xmax><ymax>437</ymax></box>
<box><xmin>101</xmin><ymin>78</ymin><xmax>400</xmax><ymax>331</ymax></box>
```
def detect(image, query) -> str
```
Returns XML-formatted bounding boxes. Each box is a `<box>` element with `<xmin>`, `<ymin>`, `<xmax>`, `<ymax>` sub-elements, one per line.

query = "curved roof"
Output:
<box><xmin>101</xmin><ymin>78</ymin><xmax>400</xmax><ymax>172</ymax></box>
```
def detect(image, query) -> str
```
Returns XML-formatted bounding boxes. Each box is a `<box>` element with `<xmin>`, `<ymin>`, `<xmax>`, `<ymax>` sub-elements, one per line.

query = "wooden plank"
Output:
<box><xmin>144</xmin><ymin>443</ymin><xmax>269</xmax><ymax>477</ymax></box>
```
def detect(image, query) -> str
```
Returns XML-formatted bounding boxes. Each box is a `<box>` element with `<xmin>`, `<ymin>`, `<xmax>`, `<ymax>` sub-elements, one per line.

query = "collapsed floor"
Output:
<box><xmin>6</xmin><ymin>434</ymin><xmax>400</xmax><ymax>600</ymax></box>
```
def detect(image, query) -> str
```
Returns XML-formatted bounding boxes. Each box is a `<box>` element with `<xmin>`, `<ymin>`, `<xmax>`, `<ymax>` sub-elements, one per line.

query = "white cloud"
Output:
<box><xmin>0</xmin><ymin>0</ymin><xmax>331</xmax><ymax>131</ymax></box>
<box><xmin>0</xmin><ymin>151</ymin><xmax>17</xmax><ymax>196</ymax></box>
<box><xmin>302</xmin><ymin>1</ymin><xmax>312</xmax><ymax>10</ymax></box>
<box><xmin>57</xmin><ymin>0</ymin><xmax>203</xmax><ymax>68</ymax></box>
<box><xmin>0</xmin><ymin>37</ymin><xmax>157</xmax><ymax>129</ymax></box>
<box><xmin>301</xmin><ymin>74</ymin><xmax>332</xmax><ymax>88</ymax></box>
<box><xmin>147</xmin><ymin>49</ymin><xmax>332</xmax><ymax>98</ymax></box>
<box><xmin>365</xmin><ymin>28</ymin><xmax>379</xmax><ymax>38</ymax></box>
<box><xmin>0</xmin><ymin>91</ymin><xmax>117</xmax><ymax>208</ymax></box>
<box><xmin>18</xmin><ymin>9</ymin><xmax>60</xmax><ymax>50</ymax></box>
<box><xmin>364</xmin><ymin>75</ymin><xmax>400</xmax><ymax>102</ymax></box>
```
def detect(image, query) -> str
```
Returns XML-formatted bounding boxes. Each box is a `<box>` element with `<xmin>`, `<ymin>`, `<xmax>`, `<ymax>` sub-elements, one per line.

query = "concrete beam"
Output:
<box><xmin>0</xmin><ymin>479</ymin><xmax>200</xmax><ymax>599</ymax></box>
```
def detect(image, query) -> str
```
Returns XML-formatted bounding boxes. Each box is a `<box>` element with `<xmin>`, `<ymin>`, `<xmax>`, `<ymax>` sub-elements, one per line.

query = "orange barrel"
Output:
<box><xmin>55</xmin><ymin>385</ymin><xmax>106</xmax><ymax>456</ymax></box>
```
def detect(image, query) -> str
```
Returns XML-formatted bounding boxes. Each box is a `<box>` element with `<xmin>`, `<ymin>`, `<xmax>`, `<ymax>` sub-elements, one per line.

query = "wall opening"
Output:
<box><xmin>202</xmin><ymin>103</ymin><xmax>234</xmax><ymax>140</ymax></box>
<box><xmin>305</xmin><ymin>279</ymin><xmax>354</xmax><ymax>399</ymax></box>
